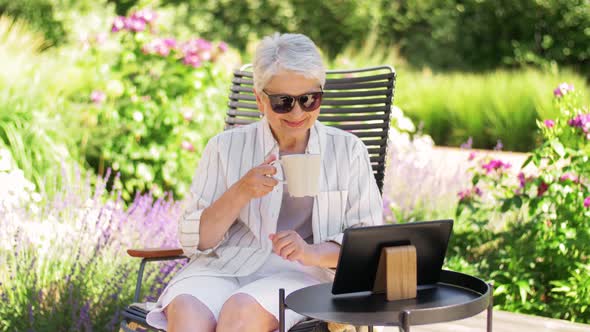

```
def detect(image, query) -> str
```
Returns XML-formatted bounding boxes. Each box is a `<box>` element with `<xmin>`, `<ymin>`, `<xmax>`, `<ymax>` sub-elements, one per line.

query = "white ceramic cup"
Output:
<box><xmin>270</xmin><ymin>154</ymin><xmax>321</xmax><ymax>197</ymax></box>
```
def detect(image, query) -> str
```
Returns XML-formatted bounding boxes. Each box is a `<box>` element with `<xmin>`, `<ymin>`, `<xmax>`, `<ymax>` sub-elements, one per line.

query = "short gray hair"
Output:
<box><xmin>253</xmin><ymin>33</ymin><xmax>326</xmax><ymax>92</ymax></box>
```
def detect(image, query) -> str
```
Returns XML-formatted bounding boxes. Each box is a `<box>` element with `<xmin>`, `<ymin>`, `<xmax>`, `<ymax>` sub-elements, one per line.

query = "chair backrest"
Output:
<box><xmin>225</xmin><ymin>65</ymin><xmax>396</xmax><ymax>194</ymax></box>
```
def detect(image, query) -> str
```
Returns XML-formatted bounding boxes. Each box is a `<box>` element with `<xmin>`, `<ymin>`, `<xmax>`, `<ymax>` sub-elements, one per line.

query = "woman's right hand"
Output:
<box><xmin>234</xmin><ymin>154</ymin><xmax>280</xmax><ymax>200</ymax></box>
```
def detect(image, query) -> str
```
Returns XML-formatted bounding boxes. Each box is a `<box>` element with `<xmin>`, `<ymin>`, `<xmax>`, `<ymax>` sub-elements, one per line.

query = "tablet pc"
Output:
<box><xmin>331</xmin><ymin>219</ymin><xmax>453</xmax><ymax>295</ymax></box>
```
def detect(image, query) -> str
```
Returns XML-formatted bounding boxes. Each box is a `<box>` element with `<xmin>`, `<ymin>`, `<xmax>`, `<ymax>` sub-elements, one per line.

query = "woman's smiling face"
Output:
<box><xmin>255</xmin><ymin>70</ymin><xmax>322</xmax><ymax>140</ymax></box>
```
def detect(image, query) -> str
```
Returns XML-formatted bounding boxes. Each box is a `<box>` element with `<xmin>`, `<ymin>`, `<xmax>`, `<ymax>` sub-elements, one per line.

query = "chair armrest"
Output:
<box><xmin>127</xmin><ymin>248</ymin><xmax>185</xmax><ymax>259</ymax></box>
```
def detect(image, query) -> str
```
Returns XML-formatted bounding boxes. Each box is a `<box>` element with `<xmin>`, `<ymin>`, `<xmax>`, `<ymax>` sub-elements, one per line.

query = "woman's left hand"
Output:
<box><xmin>269</xmin><ymin>231</ymin><xmax>316</xmax><ymax>266</ymax></box>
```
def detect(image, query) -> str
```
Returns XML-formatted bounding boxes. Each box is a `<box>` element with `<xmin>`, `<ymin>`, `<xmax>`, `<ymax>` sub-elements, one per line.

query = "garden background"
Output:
<box><xmin>1</xmin><ymin>0</ymin><xmax>590</xmax><ymax>331</ymax></box>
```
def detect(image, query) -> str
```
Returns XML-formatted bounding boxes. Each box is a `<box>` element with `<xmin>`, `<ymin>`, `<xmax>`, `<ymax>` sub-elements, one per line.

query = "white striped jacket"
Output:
<box><xmin>173</xmin><ymin>117</ymin><xmax>383</xmax><ymax>281</ymax></box>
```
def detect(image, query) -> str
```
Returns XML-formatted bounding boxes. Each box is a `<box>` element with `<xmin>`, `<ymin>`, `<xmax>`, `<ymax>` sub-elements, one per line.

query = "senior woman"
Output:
<box><xmin>146</xmin><ymin>33</ymin><xmax>383</xmax><ymax>332</ymax></box>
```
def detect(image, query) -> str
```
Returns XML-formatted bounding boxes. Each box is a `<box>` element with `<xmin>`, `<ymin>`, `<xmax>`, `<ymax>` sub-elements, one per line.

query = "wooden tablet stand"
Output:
<box><xmin>372</xmin><ymin>245</ymin><xmax>417</xmax><ymax>301</ymax></box>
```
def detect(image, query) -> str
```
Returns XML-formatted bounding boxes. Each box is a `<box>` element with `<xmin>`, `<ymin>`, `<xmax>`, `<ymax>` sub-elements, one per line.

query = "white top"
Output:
<box><xmin>172</xmin><ymin>117</ymin><xmax>383</xmax><ymax>285</ymax></box>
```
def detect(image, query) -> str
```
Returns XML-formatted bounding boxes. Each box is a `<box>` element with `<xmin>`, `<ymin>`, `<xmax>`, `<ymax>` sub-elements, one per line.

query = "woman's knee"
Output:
<box><xmin>166</xmin><ymin>294</ymin><xmax>216</xmax><ymax>332</ymax></box>
<box><xmin>216</xmin><ymin>293</ymin><xmax>278</xmax><ymax>332</ymax></box>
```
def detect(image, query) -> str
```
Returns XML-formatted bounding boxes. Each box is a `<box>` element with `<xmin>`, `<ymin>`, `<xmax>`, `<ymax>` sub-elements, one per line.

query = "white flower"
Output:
<box><xmin>133</xmin><ymin>111</ymin><xmax>144</xmax><ymax>122</ymax></box>
<box><xmin>0</xmin><ymin>149</ymin><xmax>13</xmax><ymax>171</ymax></box>
<box><xmin>397</xmin><ymin>116</ymin><xmax>416</xmax><ymax>133</ymax></box>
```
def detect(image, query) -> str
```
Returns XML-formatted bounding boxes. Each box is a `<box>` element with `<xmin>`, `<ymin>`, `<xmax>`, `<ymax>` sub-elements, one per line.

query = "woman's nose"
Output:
<box><xmin>290</xmin><ymin>102</ymin><xmax>305</xmax><ymax>117</ymax></box>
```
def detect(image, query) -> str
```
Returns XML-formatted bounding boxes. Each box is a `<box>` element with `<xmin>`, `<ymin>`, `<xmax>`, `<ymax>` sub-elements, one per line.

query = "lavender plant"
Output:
<box><xmin>0</xmin><ymin>165</ymin><xmax>185</xmax><ymax>331</ymax></box>
<box><xmin>454</xmin><ymin>83</ymin><xmax>590</xmax><ymax>322</ymax></box>
<box><xmin>383</xmin><ymin>106</ymin><xmax>462</xmax><ymax>224</ymax></box>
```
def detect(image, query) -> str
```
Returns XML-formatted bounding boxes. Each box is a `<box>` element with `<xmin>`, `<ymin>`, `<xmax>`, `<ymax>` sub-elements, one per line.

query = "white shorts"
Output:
<box><xmin>146</xmin><ymin>253</ymin><xmax>334</xmax><ymax>331</ymax></box>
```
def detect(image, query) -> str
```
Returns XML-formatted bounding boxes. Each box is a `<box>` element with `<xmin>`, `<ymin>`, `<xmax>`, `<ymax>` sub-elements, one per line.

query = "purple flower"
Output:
<box><xmin>518</xmin><ymin>172</ymin><xmax>526</xmax><ymax>188</ymax></box>
<box><xmin>553</xmin><ymin>82</ymin><xmax>575</xmax><ymax>97</ymax></box>
<box><xmin>537</xmin><ymin>181</ymin><xmax>549</xmax><ymax>197</ymax></box>
<box><xmin>482</xmin><ymin>159</ymin><xmax>511</xmax><ymax>173</ymax></box>
<box><xmin>111</xmin><ymin>16</ymin><xmax>126</xmax><ymax>33</ymax></box>
<box><xmin>544</xmin><ymin>119</ymin><xmax>555</xmax><ymax>128</ymax></box>
<box><xmin>494</xmin><ymin>139</ymin><xmax>503</xmax><ymax>151</ymax></box>
<box><xmin>460</xmin><ymin>137</ymin><xmax>473</xmax><ymax>149</ymax></box>
<box><xmin>468</xmin><ymin>151</ymin><xmax>477</xmax><ymax>161</ymax></box>
<box><xmin>568</xmin><ymin>113</ymin><xmax>590</xmax><ymax>132</ymax></box>
<box><xmin>181</xmin><ymin>141</ymin><xmax>194</xmax><ymax>152</ymax></box>
<box><xmin>90</xmin><ymin>90</ymin><xmax>106</xmax><ymax>104</ymax></box>
<box><xmin>584</xmin><ymin>196</ymin><xmax>590</xmax><ymax>208</ymax></box>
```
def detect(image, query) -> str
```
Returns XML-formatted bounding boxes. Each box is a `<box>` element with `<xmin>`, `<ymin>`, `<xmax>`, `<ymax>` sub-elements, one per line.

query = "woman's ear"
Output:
<box><xmin>254</xmin><ymin>89</ymin><xmax>265</xmax><ymax>116</ymax></box>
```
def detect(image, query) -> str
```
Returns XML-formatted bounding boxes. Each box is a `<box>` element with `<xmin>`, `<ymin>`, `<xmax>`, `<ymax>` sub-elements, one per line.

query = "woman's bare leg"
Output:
<box><xmin>165</xmin><ymin>294</ymin><xmax>216</xmax><ymax>332</ymax></box>
<box><xmin>216</xmin><ymin>293</ymin><xmax>279</xmax><ymax>332</ymax></box>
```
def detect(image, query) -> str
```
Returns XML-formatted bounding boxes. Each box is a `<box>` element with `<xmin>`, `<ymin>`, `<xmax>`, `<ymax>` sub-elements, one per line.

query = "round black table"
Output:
<box><xmin>279</xmin><ymin>270</ymin><xmax>493</xmax><ymax>332</ymax></box>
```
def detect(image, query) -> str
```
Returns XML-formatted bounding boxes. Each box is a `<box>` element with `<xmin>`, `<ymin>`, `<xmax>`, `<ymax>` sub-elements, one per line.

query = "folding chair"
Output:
<box><xmin>120</xmin><ymin>65</ymin><xmax>396</xmax><ymax>332</ymax></box>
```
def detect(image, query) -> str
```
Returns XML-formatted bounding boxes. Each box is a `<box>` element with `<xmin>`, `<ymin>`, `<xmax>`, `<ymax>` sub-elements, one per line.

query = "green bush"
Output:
<box><xmin>76</xmin><ymin>9</ymin><xmax>236</xmax><ymax>201</ymax></box>
<box><xmin>157</xmin><ymin>0</ymin><xmax>379</xmax><ymax>58</ymax></box>
<box><xmin>4</xmin><ymin>0</ymin><xmax>590</xmax><ymax>74</ymax></box>
<box><xmin>0</xmin><ymin>0</ymin><xmax>116</xmax><ymax>47</ymax></box>
<box><xmin>395</xmin><ymin>69</ymin><xmax>590</xmax><ymax>151</ymax></box>
<box><xmin>454</xmin><ymin>85</ymin><xmax>590</xmax><ymax>322</ymax></box>
<box><xmin>379</xmin><ymin>0</ymin><xmax>590</xmax><ymax>73</ymax></box>
<box><xmin>0</xmin><ymin>16</ymin><xmax>87</xmax><ymax>196</ymax></box>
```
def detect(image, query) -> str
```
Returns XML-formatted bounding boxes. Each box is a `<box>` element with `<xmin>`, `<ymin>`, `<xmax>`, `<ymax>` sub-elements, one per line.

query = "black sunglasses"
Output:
<box><xmin>262</xmin><ymin>88</ymin><xmax>324</xmax><ymax>114</ymax></box>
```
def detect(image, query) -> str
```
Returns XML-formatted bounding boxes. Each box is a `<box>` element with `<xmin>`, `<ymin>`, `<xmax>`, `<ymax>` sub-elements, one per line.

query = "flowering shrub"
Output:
<box><xmin>0</xmin><ymin>168</ymin><xmax>184</xmax><ymax>331</ymax></box>
<box><xmin>78</xmin><ymin>8</ymin><xmax>235</xmax><ymax>201</ymax></box>
<box><xmin>454</xmin><ymin>83</ymin><xmax>590</xmax><ymax>322</ymax></box>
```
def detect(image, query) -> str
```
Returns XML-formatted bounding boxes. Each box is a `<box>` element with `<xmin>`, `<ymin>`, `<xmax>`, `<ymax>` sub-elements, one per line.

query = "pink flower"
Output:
<box><xmin>111</xmin><ymin>16</ymin><xmax>126</xmax><ymax>33</ymax></box>
<box><xmin>182</xmin><ymin>109</ymin><xmax>194</xmax><ymax>121</ymax></box>
<box><xmin>468</xmin><ymin>151</ymin><xmax>477</xmax><ymax>161</ymax></box>
<box><xmin>94</xmin><ymin>32</ymin><xmax>107</xmax><ymax>45</ymax></box>
<box><xmin>132</xmin><ymin>9</ymin><xmax>157</xmax><ymax>23</ymax></box>
<box><xmin>458</xmin><ymin>189</ymin><xmax>471</xmax><ymax>201</ymax></box>
<box><xmin>559</xmin><ymin>173</ymin><xmax>578</xmax><ymax>183</ymax></box>
<box><xmin>584</xmin><ymin>196</ymin><xmax>590</xmax><ymax>208</ymax></box>
<box><xmin>163</xmin><ymin>38</ymin><xmax>177</xmax><ymax>49</ymax></box>
<box><xmin>90</xmin><ymin>90</ymin><xmax>106</xmax><ymax>104</ymax></box>
<box><xmin>553</xmin><ymin>82</ymin><xmax>575</xmax><ymax>97</ymax></box>
<box><xmin>126</xmin><ymin>17</ymin><xmax>146</xmax><ymax>32</ymax></box>
<box><xmin>183</xmin><ymin>54</ymin><xmax>202</xmax><ymax>68</ymax></box>
<box><xmin>182</xmin><ymin>38</ymin><xmax>213</xmax><ymax>56</ymax></box>
<box><xmin>458</xmin><ymin>187</ymin><xmax>482</xmax><ymax>202</ymax></box>
<box><xmin>181</xmin><ymin>141</ymin><xmax>195</xmax><ymax>152</ymax></box>
<box><xmin>142</xmin><ymin>39</ymin><xmax>171</xmax><ymax>56</ymax></box>
<box><xmin>218</xmin><ymin>41</ymin><xmax>228</xmax><ymax>53</ymax></box>
<box><xmin>482</xmin><ymin>159</ymin><xmax>511</xmax><ymax>173</ymax></box>
<box><xmin>544</xmin><ymin>119</ymin><xmax>555</xmax><ymax>128</ymax></box>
